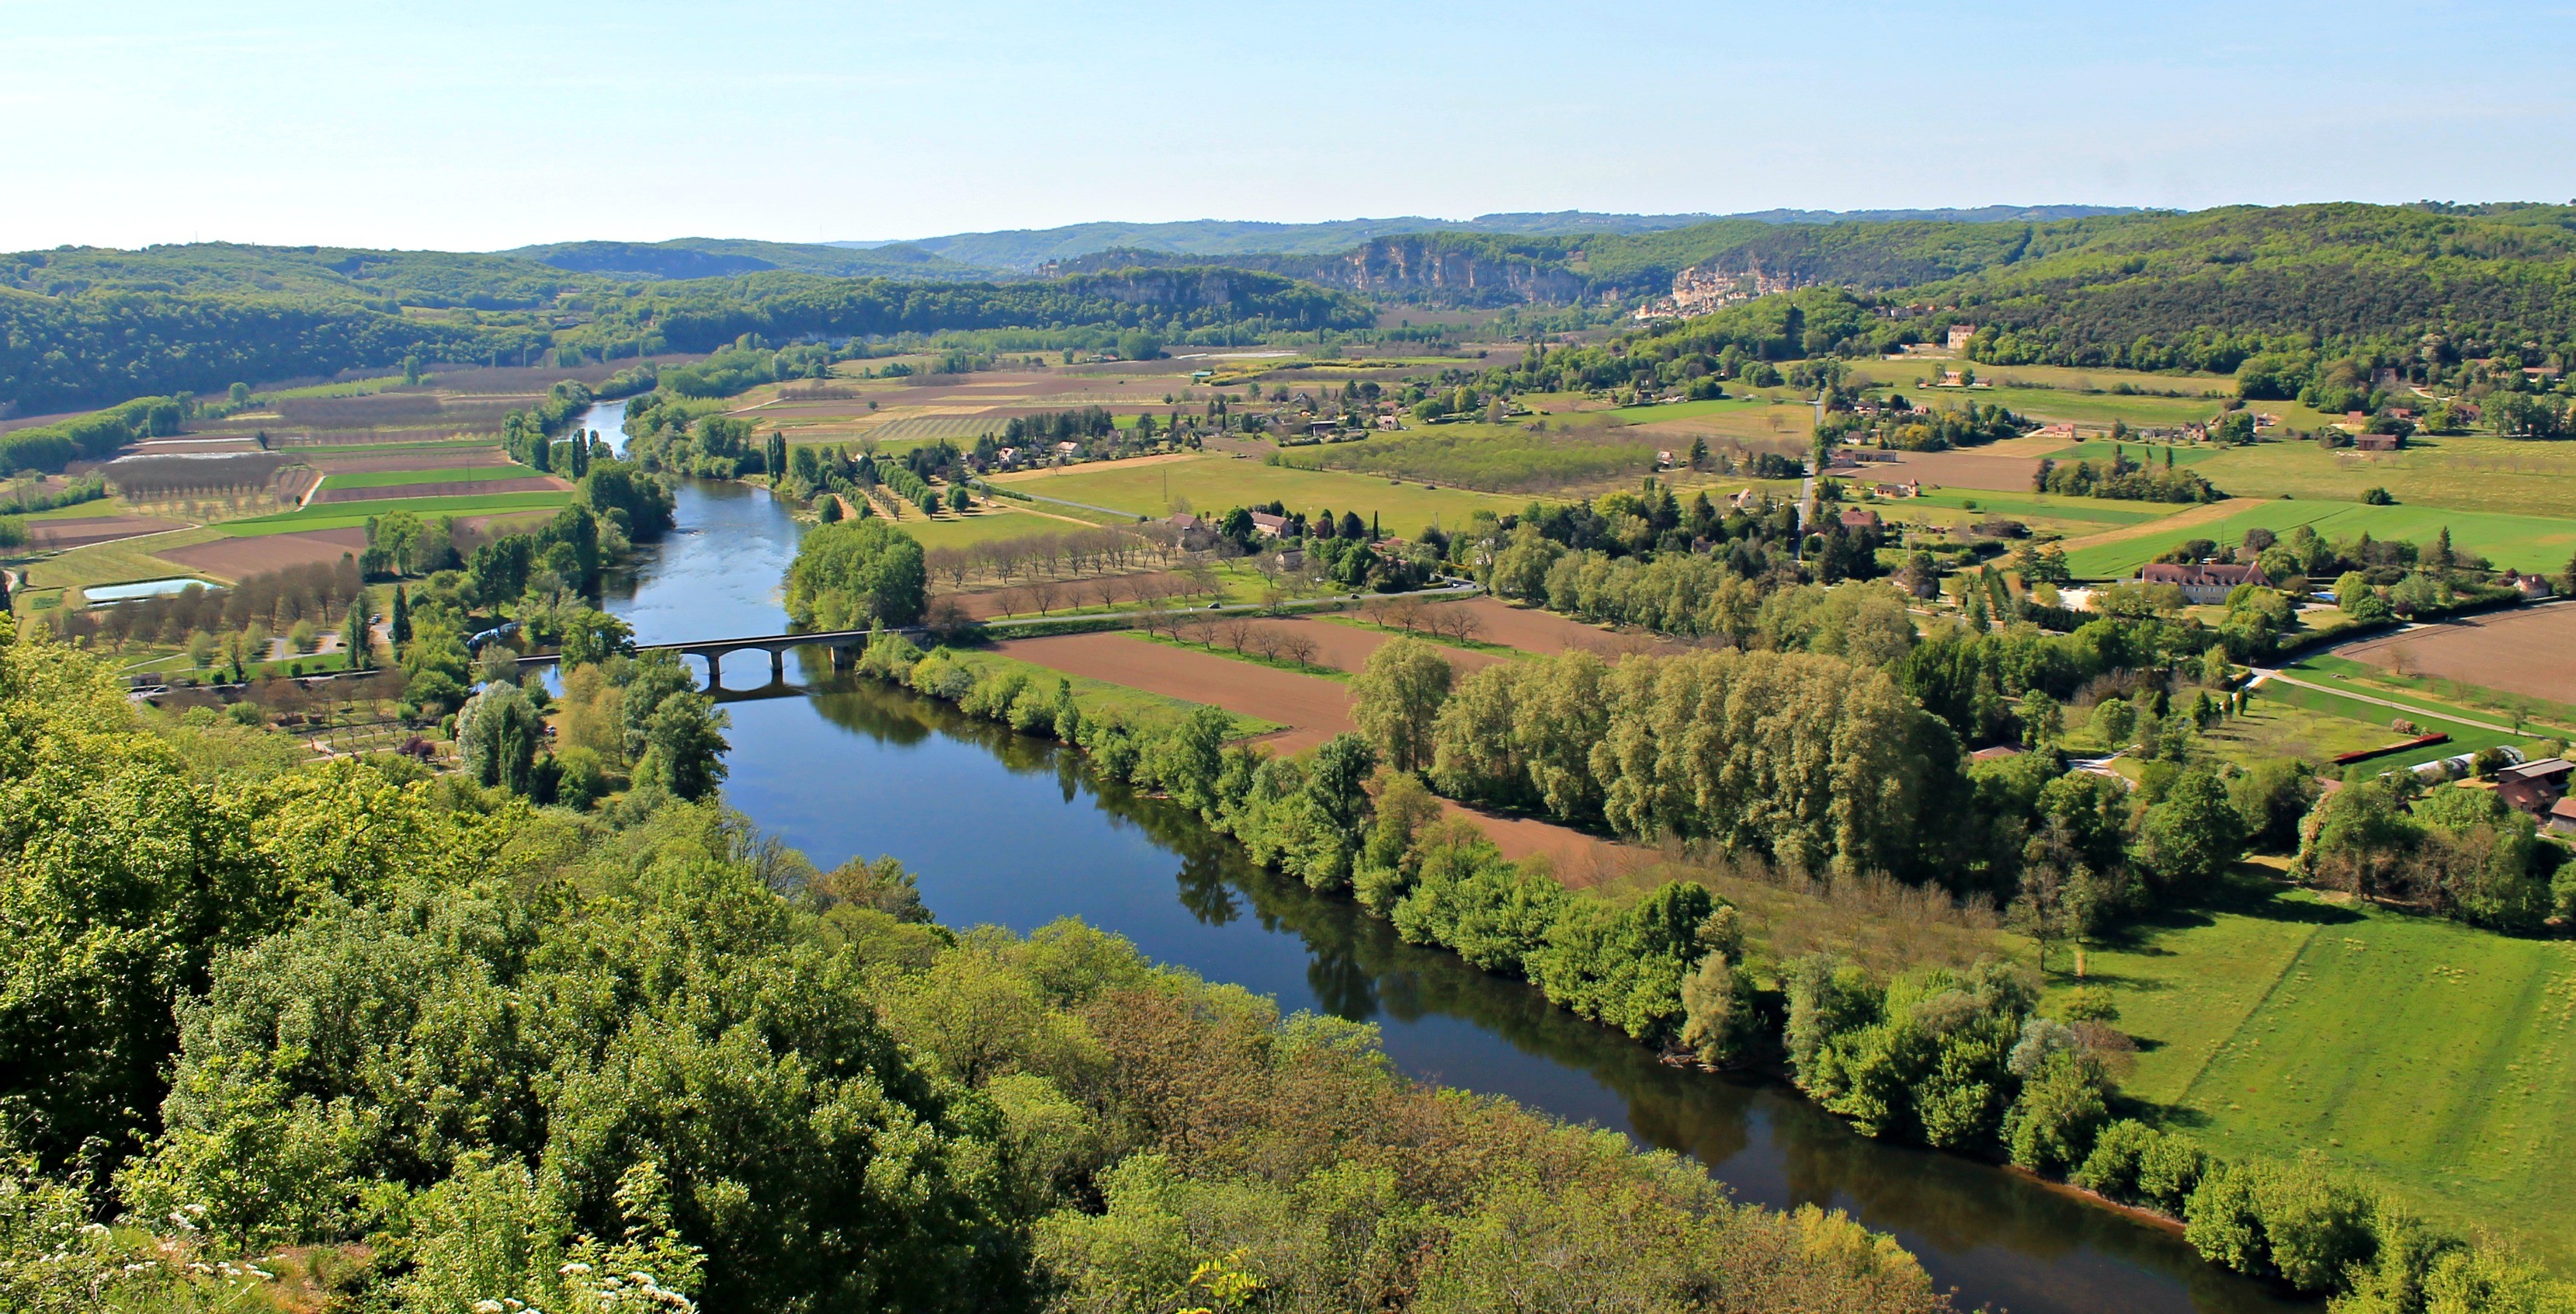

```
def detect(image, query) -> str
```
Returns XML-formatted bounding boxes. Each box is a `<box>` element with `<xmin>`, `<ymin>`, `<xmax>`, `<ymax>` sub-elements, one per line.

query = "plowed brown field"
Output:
<box><xmin>26</xmin><ymin>515</ymin><xmax>182</xmax><ymax>549</ymax></box>
<box><xmin>158</xmin><ymin>528</ymin><xmax>368</xmax><ymax>579</ymax></box>
<box><xmin>2333</xmin><ymin>604</ymin><xmax>2576</xmax><ymax>704</ymax></box>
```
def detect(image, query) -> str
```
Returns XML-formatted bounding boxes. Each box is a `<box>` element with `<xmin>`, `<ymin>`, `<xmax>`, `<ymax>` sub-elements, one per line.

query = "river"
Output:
<box><xmin>576</xmin><ymin>402</ymin><xmax>2301</xmax><ymax>1314</ymax></box>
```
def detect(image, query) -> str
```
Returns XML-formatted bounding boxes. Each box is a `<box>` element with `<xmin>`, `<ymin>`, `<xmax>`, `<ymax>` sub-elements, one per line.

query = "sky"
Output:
<box><xmin>6</xmin><ymin>0</ymin><xmax>2575</xmax><ymax>252</ymax></box>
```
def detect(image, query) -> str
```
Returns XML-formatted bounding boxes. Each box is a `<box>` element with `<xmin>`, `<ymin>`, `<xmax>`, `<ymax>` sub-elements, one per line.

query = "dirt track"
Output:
<box><xmin>158</xmin><ymin>528</ymin><xmax>368</xmax><ymax>580</ymax></box>
<box><xmin>2333</xmin><ymin>604</ymin><xmax>2576</xmax><ymax>706</ymax></box>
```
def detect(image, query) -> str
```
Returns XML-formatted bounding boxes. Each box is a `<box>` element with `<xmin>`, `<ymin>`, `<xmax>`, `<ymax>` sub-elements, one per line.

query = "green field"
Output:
<box><xmin>219</xmin><ymin>491</ymin><xmax>573</xmax><ymax>536</ymax></box>
<box><xmin>2063</xmin><ymin>500</ymin><xmax>2576</xmax><ymax>578</ymax></box>
<box><xmin>1278</xmin><ymin>422</ymin><xmax>1655</xmax><ymax>494</ymax></box>
<box><xmin>2046</xmin><ymin>440</ymin><xmax>2225</xmax><ymax>468</ymax></box>
<box><xmin>318</xmin><ymin>465</ymin><xmax>540</xmax><ymax>490</ymax></box>
<box><xmin>995</xmin><ymin>454</ymin><xmax>1529</xmax><ymax>532</ymax></box>
<box><xmin>2293</xmin><ymin>652</ymin><xmax>2576</xmax><ymax>733</ymax></box>
<box><xmin>2251</xmin><ymin>679</ymin><xmax>2543</xmax><ymax>769</ymax></box>
<box><xmin>2195</xmin><ymin>436</ymin><xmax>2576</xmax><ymax>520</ymax></box>
<box><xmin>898</xmin><ymin>505</ymin><xmax>1121</xmax><ymax>551</ymax></box>
<box><xmin>1598</xmin><ymin>397</ymin><xmax>1775</xmax><ymax>425</ymax></box>
<box><xmin>1908</xmin><ymin>487</ymin><xmax>2172</xmax><ymax>527</ymax></box>
<box><xmin>2072</xmin><ymin>886</ymin><xmax>2576</xmax><ymax>1267</ymax></box>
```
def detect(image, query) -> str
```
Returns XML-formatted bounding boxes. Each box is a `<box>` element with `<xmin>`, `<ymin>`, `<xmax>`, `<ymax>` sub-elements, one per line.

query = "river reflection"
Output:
<box><xmin>598</xmin><ymin>479</ymin><xmax>2307</xmax><ymax>1314</ymax></box>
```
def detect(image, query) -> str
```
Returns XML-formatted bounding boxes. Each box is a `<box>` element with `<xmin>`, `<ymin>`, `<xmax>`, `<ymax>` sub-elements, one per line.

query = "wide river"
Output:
<box><xmin>575</xmin><ymin>404</ymin><xmax>2302</xmax><ymax>1314</ymax></box>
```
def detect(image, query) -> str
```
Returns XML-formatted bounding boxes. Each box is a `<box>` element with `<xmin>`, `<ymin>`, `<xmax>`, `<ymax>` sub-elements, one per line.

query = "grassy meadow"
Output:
<box><xmin>2195</xmin><ymin>436</ymin><xmax>2576</xmax><ymax>520</ymax></box>
<box><xmin>2061</xmin><ymin>499</ymin><xmax>2576</xmax><ymax>578</ymax></box>
<box><xmin>2065</xmin><ymin>885</ymin><xmax>2576</xmax><ymax>1268</ymax></box>
<box><xmin>318</xmin><ymin>465</ymin><xmax>542</xmax><ymax>490</ymax></box>
<box><xmin>220</xmin><ymin>490</ymin><xmax>575</xmax><ymax>536</ymax></box>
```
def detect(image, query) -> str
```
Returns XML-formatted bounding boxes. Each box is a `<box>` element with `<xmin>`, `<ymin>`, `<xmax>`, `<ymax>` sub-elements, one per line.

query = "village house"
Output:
<box><xmin>1729</xmin><ymin>488</ymin><xmax>1762</xmax><ymax>510</ymax></box>
<box><xmin>1838</xmin><ymin>507</ymin><xmax>1883</xmax><ymax>530</ymax></box>
<box><xmin>2501</xmin><ymin>568</ymin><xmax>2554</xmax><ymax>600</ymax></box>
<box><xmin>1874</xmin><ymin>481</ymin><xmax>1920</xmax><ymax>499</ymax></box>
<box><xmin>1946</xmin><ymin>324</ymin><xmax>1977</xmax><ymax>352</ymax></box>
<box><xmin>2495</xmin><ymin>758</ymin><xmax>2572</xmax><ymax>818</ymax></box>
<box><xmin>2551</xmin><ymin>798</ymin><xmax>2576</xmax><ymax>838</ymax></box>
<box><xmin>2354</xmin><ymin>432</ymin><xmax>2402</xmax><ymax>452</ymax></box>
<box><xmin>2137</xmin><ymin>561</ymin><xmax>2272</xmax><ymax>604</ymax></box>
<box><xmin>1248</xmin><ymin>510</ymin><xmax>1290</xmax><ymax>537</ymax></box>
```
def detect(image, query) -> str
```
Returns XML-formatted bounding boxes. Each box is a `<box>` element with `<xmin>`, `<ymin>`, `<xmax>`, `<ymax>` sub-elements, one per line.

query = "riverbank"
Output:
<box><xmin>596</xmin><ymin>478</ymin><xmax>2305</xmax><ymax>1314</ymax></box>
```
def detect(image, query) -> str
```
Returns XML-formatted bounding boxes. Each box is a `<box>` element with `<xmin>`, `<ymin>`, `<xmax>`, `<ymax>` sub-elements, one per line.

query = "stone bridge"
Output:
<box><xmin>515</xmin><ymin>626</ymin><xmax>894</xmax><ymax>690</ymax></box>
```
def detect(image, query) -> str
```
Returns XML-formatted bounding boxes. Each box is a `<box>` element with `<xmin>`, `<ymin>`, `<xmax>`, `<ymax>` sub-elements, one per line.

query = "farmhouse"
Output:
<box><xmin>2500</xmin><ymin>568</ymin><xmax>2553</xmax><ymax>600</ymax></box>
<box><xmin>1248</xmin><ymin>511</ymin><xmax>1290</xmax><ymax>537</ymax></box>
<box><xmin>1874</xmin><ymin>481</ymin><xmax>1921</xmax><ymax>499</ymax></box>
<box><xmin>2551</xmin><ymin>798</ymin><xmax>2576</xmax><ymax>838</ymax></box>
<box><xmin>2495</xmin><ymin>758</ymin><xmax>2572</xmax><ymax>818</ymax></box>
<box><xmin>2137</xmin><ymin>561</ymin><xmax>2272</xmax><ymax>604</ymax></box>
<box><xmin>1838</xmin><ymin>508</ymin><xmax>1883</xmax><ymax>530</ymax></box>
<box><xmin>2354</xmin><ymin>433</ymin><xmax>2402</xmax><ymax>452</ymax></box>
<box><xmin>1946</xmin><ymin>324</ymin><xmax>1977</xmax><ymax>351</ymax></box>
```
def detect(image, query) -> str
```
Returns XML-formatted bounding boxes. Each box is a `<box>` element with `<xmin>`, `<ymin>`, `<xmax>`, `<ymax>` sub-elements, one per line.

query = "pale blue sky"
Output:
<box><xmin>6</xmin><ymin>1</ymin><xmax>2573</xmax><ymax>252</ymax></box>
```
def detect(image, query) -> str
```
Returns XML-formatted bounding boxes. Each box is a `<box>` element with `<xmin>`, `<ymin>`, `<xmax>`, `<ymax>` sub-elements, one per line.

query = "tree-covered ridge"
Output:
<box><xmin>2</xmin><ymin>242</ymin><xmax>596</xmax><ymax>308</ymax></box>
<box><xmin>0</xmin><ymin>627</ymin><xmax>1946</xmax><ymax>1314</ymax></box>
<box><xmin>505</xmin><ymin>237</ymin><xmax>992</xmax><ymax>282</ymax></box>
<box><xmin>0</xmin><ymin>262</ymin><xmax>1373</xmax><ymax>416</ymax></box>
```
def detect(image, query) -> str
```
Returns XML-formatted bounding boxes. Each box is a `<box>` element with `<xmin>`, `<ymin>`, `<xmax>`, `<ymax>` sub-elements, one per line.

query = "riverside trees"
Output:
<box><xmin>0</xmin><ymin>624</ymin><xmax>1951</xmax><ymax>1314</ymax></box>
<box><xmin>786</xmin><ymin>519</ymin><xmax>929</xmax><ymax>629</ymax></box>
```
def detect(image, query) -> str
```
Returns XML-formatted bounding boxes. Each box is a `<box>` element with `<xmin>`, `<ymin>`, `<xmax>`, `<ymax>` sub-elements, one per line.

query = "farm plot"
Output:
<box><xmin>23</xmin><ymin>514</ymin><xmax>184</xmax><ymax>549</ymax></box>
<box><xmin>2196</xmin><ymin>436</ymin><xmax>2576</xmax><ymax>520</ymax></box>
<box><xmin>217</xmin><ymin>490</ymin><xmax>575</xmax><ymax>536</ymax></box>
<box><xmin>2064</xmin><ymin>500</ymin><xmax>2576</xmax><ymax>579</ymax></box>
<box><xmin>1860</xmin><ymin>447</ymin><xmax>2047</xmax><ymax>492</ymax></box>
<box><xmin>995</xmin><ymin>454</ymin><xmax>1525</xmax><ymax>532</ymax></box>
<box><xmin>996</xmin><ymin>631</ymin><xmax>1357</xmax><ymax>755</ymax></box>
<box><xmin>1277</xmin><ymin>422</ymin><xmax>1657</xmax><ymax>494</ymax></box>
<box><xmin>2327</xmin><ymin>610</ymin><xmax>2576</xmax><ymax>718</ymax></box>
<box><xmin>158</xmin><ymin>528</ymin><xmax>370</xmax><ymax>580</ymax></box>
<box><xmin>312</xmin><ymin>475</ymin><xmax>567</xmax><ymax>503</ymax></box>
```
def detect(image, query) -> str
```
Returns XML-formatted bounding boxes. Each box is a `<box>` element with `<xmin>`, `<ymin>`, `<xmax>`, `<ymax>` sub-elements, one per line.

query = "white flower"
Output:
<box><xmin>472</xmin><ymin>1300</ymin><xmax>505</xmax><ymax>1313</ymax></box>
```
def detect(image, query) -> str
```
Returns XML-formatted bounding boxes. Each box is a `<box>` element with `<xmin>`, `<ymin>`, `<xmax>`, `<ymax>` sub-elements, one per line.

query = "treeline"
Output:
<box><xmin>0</xmin><ymin>625</ymin><xmax>1950</xmax><ymax>1314</ymax></box>
<box><xmin>845</xmin><ymin>626</ymin><xmax>2576</xmax><ymax>1309</ymax></box>
<box><xmin>0</xmin><ymin>261</ymin><xmax>1371</xmax><ymax>414</ymax></box>
<box><xmin>54</xmin><ymin>559</ymin><xmax>363</xmax><ymax>653</ymax></box>
<box><xmin>0</xmin><ymin>393</ymin><xmax>189</xmax><ymax>474</ymax></box>
<box><xmin>2034</xmin><ymin>453</ymin><xmax>2226</xmax><ymax>502</ymax></box>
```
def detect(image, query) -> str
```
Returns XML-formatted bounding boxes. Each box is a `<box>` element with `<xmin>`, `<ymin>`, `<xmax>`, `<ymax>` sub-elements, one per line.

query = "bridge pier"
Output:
<box><xmin>770</xmin><ymin>648</ymin><xmax>786</xmax><ymax>684</ymax></box>
<box><xmin>702</xmin><ymin>650</ymin><xmax>724</xmax><ymax>693</ymax></box>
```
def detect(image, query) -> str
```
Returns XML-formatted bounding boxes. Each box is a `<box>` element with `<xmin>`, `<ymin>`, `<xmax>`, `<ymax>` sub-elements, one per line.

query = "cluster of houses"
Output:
<box><xmin>2135</xmin><ymin>561</ymin><xmax>2275</xmax><ymax>605</ymax></box>
<box><xmin>2496</xmin><ymin>757</ymin><xmax>2576</xmax><ymax>836</ymax></box>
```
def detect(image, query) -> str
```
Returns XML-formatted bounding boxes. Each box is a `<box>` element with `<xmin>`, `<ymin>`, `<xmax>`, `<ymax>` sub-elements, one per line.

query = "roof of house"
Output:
<box><xmin>1839</xmin><ymin>508</ymin><xmax>1883</xmax><ymax>529</ymax></box>
<box><xmin>2139</xmin><ymin>561</ymin><xmax>2272</xmax><ymax>589</ymax></box>
<box><xmin>2499</xmin><ymin>757</ymin><xmax>2571</xmax><ymax>782</ymax></box>
<box><xmin>2553</xmin><ymin>797</ymin><xmax>2576</xmax><ymax>819</ymax></box>
<box><xmin>1248</xmin><ymin>511</ymin><xmax>1290</xmax><ymax>532</ymax></box>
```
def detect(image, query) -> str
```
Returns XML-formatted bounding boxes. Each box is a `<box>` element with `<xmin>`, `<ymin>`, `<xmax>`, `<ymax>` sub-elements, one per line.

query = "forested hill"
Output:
<box><xmin>856</xmin><ymin>205</ymin><xmax>2141</xmax><ymax>272</ymax></box>
<box><xmin>0</xmin><ymin>246</ymin><xmax>1371</xmax><ymax>416</ymax></box>
<box><xmin>507</xmin><ymin>237</ymin><xmax>991</xmax><ymax>281</ymax></box>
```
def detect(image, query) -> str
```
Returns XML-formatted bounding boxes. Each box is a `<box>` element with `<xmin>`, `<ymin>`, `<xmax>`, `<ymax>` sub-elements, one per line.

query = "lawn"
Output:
<box><xmin>319</xmin><ymin>465</ymin><xmax>544</xmax><ymax>490</ymax></box>
<box><xmin>2059</xmin><ymin>880</ymin><xmax>2576</xmax><ymax>1268</ymax></box>
<box><xmin>2196</xmin><ymin>435</ymin><xmax>2576</xmax><ymax>520</ymax></box>
<box><xmin>2061</xmin><ymin>500</ymin><xmax>2576</xmax><ymax>578</ymax></box>
<box><xmin>901</xmin><ymin>505</ymin><xmax>1119</xmax><ymax>551</ymax></box>
<box><xmin>2297</xmin><ymin>648</ymin><xmax>2576</xmax><ymax>733</ymax></box>
<box><xmin>2250</xmin><ymin>680</ymin><xmax>2545</xmax><ymax>770</ymax></box>
<box><xmin>994</xmin><ymin>454</ymin><xmax>1528</xmax><ymax>533</ymax></box>
<box><xmin>218</xmin><ymin>491</ymin><xmax>575</xmax><ymax>535</ymax></box>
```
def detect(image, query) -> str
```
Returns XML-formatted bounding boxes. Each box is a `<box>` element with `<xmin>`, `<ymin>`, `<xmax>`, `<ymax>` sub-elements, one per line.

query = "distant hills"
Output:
<box><xmin>505</xmin><ymin>238</ymin><xmax>986</xmax><ymax>283</ymax></box>
<box><xmin>831</xmin><ymin>207</ymin><xmax>2144</xmax><ymax>272</ymax></box>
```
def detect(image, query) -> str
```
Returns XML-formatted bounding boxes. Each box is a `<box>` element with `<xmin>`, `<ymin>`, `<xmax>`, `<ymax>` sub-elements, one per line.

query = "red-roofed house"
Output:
<box><xmin>2137</xmin><ymin>561</ymin><xmax>2272</xmax><ymax>603</ymax></box>
<box><xmin>2497</xmin><ymin>758</ymin><xmax>2572</xmax><ymax>818</ymax></box>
